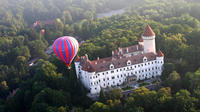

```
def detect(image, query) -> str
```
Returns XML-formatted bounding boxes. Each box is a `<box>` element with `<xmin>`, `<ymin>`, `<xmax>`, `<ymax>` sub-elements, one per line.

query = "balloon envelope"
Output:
<box><xmin>52</xmin><ymin>36</ymin><xmax>79</xmax><ymax>66</ymax></box>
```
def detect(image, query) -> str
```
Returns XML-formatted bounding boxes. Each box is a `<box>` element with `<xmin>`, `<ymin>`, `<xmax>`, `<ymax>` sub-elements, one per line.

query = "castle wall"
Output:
<box><xmin>75</xmin><ymin>58</ymin><xmax>164</xmax><ymax>94</ymax></box>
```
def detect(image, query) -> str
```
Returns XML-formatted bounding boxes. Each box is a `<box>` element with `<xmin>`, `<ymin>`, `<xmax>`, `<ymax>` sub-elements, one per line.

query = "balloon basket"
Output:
<box><xmin>67</xmin><ymin>66</ymin><xmax>71</xmax><ymax>70</ymax></box>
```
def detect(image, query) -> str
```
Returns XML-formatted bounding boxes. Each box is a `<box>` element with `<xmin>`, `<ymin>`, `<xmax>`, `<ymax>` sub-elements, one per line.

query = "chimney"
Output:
<box><xmin>97</xmin><ymin>57</ymin><xmax>100</xmax><ymax>60</ymax></box>
<box><xmin>126</xmin><ymin>48</ymin><xmax>129</xmax><ymax>53</ymax></box>
<box><xmin>85</xmin><ymin>54</ymin><xmax>89</xmax><ymax>60</ymax></box>
<box><xmin>112</xmin><ymin>51</ymin><xmax>114</xmax><ymax>55</ymax></box>
<box><xmin>118</xmin><ymin>47</ymin><xmax>122</xmax><ymax>54</ymax></box>
<box><xmin>136</xmin><ymin>45</ymin><xmax>138</xmax><ymax>50</ymax></box>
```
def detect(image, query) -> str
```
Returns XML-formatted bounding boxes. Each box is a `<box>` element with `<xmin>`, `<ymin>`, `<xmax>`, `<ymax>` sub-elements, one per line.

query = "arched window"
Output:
<box><xmin>127</xmin><ymin>60</ymin><xmax>131</xmax><ymax>66</ymax></box>
<box><xmin>143</xmin><ymin>57</ymin><xmax>147</xmax><ymax>62</ymax></box>
<box><xmin>110</xmin><ymin>64</ymin><xmax>114</xmax><ymax>69</ymax></box>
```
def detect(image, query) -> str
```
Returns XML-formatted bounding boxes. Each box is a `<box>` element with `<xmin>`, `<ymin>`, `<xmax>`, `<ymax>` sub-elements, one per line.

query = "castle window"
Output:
<box><xmin>113</xmin><ymin>81</ymin><xmax>115</xmax><ymax>84</ymax></box>
<box><xmin>106</xmin><ymin>72</ymin><xmax>108</xmax><ymax>74</ymax></box>
<box><xmin>110</xmin><ymin>64</ymin><xmax>114</xmax><ymax>69</ymax></box>
<box><xmin>148</xmin><ymin>63</ymin><xmax>150</xmax><ymax>65</ymax></box>
<box><xmin>142</xmin><ymin>70</ymin><xmax>144</xmax><ymax>72</ymax></box>
<box><xmin>108</xmin><ymin>83</ymin><xmax>109</xmax><ymax>85</ymax></box>
<box><xmin>104</xmin><ymin>84</ymin><xmax>105</xmax><ymax>86</ymax></box>
<box><xmin>141</xmin><ymin>64</ymin><xmax>143</xmax><ymax>66</ymax></box>
<box><xmin>124</xmin><ymin>68</ymin><xmax>125</xmax><ymax>70</ymax></box>
<box><xmin>97</xmin><ymin>82</ymin><xmax>98</xmax><ymax>84</ymax></box>
<box><xmin>90</xmin><ymin>77</ymin><xmax>92</xmax><ymax>79</ymax></box>
<box><xmin>119</xmin><ymin>80</ymin><xmax>121</xmax><ymax>82</ymax></box>
<box><xmin>127</xmin><ymin>60</ymin><xmax>131</xmax><ymax>66</ymax></box>
<box><xmin>143</xmin><ymin>57</ymin><xmax>147</xmax><ymax>62</ymax></box>
<box><xmin>103</xmin><ymin>73</ymin><xmax>104</xmax><ymax>75</ymax></box>
<box><xmin>111</xmin><ymin>71</ymin><xmax>114</xmax><ymax>73</ymax></box>
<box><xmin>139</xmin><ymin>71</ymin><xmax>140</xmax><ymax>73</ymax></box>
<box><xmin>99</xmin><ymin>80</ymin><xmax>100</xmax><ymax>82</ymax></box>
<box><xmin>91</xmin><ymin>82</ymin><xmax>93</xmax><ymax>85</ymax></box>
<box><xmin>155</xmin><ymin>61</ymin><xmax>157</xmax><ymax>63</ymax></box>
<box><xmin>152</xmin><ymin>68</ymin><xmax>154</xmax><ymax>70</ymax></box>
<box><xmin>149</xmin><ymin>68</ymin><xmax>150</xmax><ymax>71</ymax></box>
<box><xmin>95</xmin><ymin>88</ymin><xmax>97</xmax><ymax>90</ymax></box>
<box><xmin>107</xmin><ymin>78</ymin><xmax>109</xmax><ymax>80</ymax></box>
<box><xmin>112</xmin><ymin>76</ymin><xmax>115</xmax><ymax>79</ymax></box>
<box><xmin>135</xmin><ymin>65</ymin><xmax>136</xmax><ymax>68</ymax></box>
<box><xmin>96</xmin><ymin>76</ymin><xmax>97</xmax><ymax>78</ymax></box>
<box><xmin>152</xmin><ymin>62</ymin><xmax>153</xmax><ymax>64</ymax></box>
<box><xmin>120</xmin><ymin>69</ymin><xmax>122</xmax><ymax>71</ymax></box>
<box><xmin>135</xmin><ymin>71</ymin><xmax>137</xmax><ymax>74</ymax></box>
<box><xmin>117</xmin><ymin>75</ymin><xmax>119</xmax><ymax>78</ymax></box>
<box><xmin>121</xmin><ymin>75</ymin><xmax>123</xmax><ymax>77</ymax></box>
<box><xmin>145</xmin><ymin>63</ymin><xmax>147</xmax><ymax>66</ymax></box>
<box><xmin>93</xmin><ymin>76</ymin><xmax>95</xmax><ymax>78</ymax></box>
<box><xmin>103</xmin><ymin>79</ymin><xmax>105</xmax><ymax>81</ymax></box>
<box><xmin>138</xmin><ymin>65</ymin><xmax>140</xmax><ymax>67</ymax></box>
<box><xmin>117</xmin><ymin>69</ymin><xmax>118</xmax><ymax>72</ymax></box>
<box><xmin>98</xmin><ymin>74</ymin><xmax>100</xmax><ymax>76</ymax></box>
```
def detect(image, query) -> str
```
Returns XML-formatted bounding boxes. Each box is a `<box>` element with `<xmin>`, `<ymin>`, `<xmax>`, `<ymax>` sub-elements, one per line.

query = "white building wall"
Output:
<box><xmin>77</xmin><ymin>57</ymin><xmax>164</xmax><ymax>94</ymax></box>
<box><xmin>143</xmin><ymin>36</ymin><xmax>156</xmax><ymax>54</ymax></box>
<box><xmin>74</xmin><ymin>62</ymin><xmax>80</xmax><ymax>78</ymax></box>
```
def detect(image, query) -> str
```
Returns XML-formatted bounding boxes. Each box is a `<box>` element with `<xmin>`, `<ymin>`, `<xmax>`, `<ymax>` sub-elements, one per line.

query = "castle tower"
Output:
<box><xmin>142</xmin><ymin>25</ymin><xmax>156</xmax><ymax>54</ymax></box>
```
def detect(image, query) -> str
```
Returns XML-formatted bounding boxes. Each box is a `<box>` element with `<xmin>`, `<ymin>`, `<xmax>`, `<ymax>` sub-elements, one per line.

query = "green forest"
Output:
<box><xmin>0</xmin><ymin>0</ymin><xmax>200</xmax><ymax>112</ymax></box>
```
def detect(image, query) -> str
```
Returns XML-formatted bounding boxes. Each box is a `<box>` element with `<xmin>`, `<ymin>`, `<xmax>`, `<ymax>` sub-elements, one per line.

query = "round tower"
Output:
<box><xmin>142</xmin><ymin>25</ymin><xmax>156</xmax><ymax>54</ymax></box>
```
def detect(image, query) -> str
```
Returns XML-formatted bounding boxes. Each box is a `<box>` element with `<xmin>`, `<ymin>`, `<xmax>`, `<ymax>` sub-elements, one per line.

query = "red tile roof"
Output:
<box><xmin>120</xmin><ymin>44</ymin><xmax>143</xmax><ymax>54</ymax></box>
<box><xmin>74</xmin><ymin>55</ymin><xmax>80</xmax><ymax>62</ymax></box>
<box><xmin>143</xmin><ymin>25</ymin><xmax>155</xmax><ymax>37</ymax></box>
<box><xmin>90</xmin><ymin>52</ymin><xmax>156</xmax><ymax>72</ymax></box>
<box><xmin>157</xmin><ymin>50</ymin><xmax>164</xmax><ymax>57</ymax></box>
<box><xmin>79</xmin><ymin>52</ymin><xmax>157</xmax><ymax>73</ymax></box>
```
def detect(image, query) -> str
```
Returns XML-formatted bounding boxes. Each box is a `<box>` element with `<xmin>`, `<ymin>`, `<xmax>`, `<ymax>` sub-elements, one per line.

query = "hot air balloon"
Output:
<box><xmin>52</xmin><ymin>36</ymin><xmax>79</xmax><ymax>67</ymax></box>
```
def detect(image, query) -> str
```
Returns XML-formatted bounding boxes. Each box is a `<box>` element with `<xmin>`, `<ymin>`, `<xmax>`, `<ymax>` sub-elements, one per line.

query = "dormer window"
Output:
<box><xmin>127</xmin><ymin>60</ymin><xmax>131</xmax><ymax>66</ymax></box>
<box><xmin>143</xmin><ymin>57</ymin><xmax>147</xmax><ymax>62</ymax></box>
<box><xmin>110</xmin><ymin>64</ymin><xmax>114</xmax><ymax>69</ymax></box>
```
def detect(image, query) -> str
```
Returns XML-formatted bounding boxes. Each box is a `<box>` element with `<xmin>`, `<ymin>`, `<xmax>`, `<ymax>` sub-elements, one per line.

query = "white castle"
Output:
<box><xmin>74</xmin><ymin>25</ymin><xmax>164</xmax><ymax>94</ymax></box>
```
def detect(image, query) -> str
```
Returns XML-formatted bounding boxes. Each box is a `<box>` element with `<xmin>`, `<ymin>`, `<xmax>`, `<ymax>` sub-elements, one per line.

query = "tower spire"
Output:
<box><xmin>143</xmin><ymin>24</ymin><xmax>155</xmax><ymax>37</ymax></box>
<box><xmin>142</xmin><ymin>25</ymin><xmax>156</xmax><ymax>54</ymax></box>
